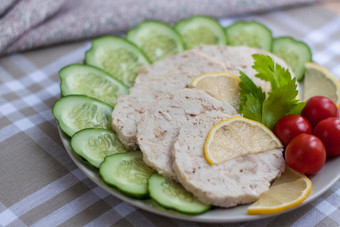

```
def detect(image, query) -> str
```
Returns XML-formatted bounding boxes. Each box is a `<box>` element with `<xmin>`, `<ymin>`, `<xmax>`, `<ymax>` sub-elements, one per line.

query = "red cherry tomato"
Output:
<box><xmin>301</xmin><ymin>96</ymin><xmax>339</xmax><ymax>127</ymax></box>
<box><xmin>285</xmin><ymin>134</ymin><xmax>326</xmax><ymax>175</ymax></box>
<box><xmin>273</xmin><ymin>115</ymin><xmax>312</xmax><ymax>146</ymax></box>
<box><xmin>313</xmin><ymin>117</ymin><xmax>340</xmax><ymax>157</ymax></box>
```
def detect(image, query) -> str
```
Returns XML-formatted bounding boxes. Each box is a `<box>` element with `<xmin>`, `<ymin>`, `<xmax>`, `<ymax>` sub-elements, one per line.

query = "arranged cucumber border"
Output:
<box><xmin>174</xmin><ymin>15</ymin><xmax>227</xmax><ymax>49</ymax></box>
<box><xmin>59</xmin><ymin>64</ymin><xmax>129</xmax><ymax>106</ymax></box>
<box><xmin>272</xmin><ymin>36</ymin><xmax>312</xmax><ymax>81</ymax></box>
<box><xmin>225</xmin><ymin>20</ymin><xmax>273</xmax><ymax>51</ymax></box>
<box><xmin>53</xmin><ymin>15</ymin><xmax>314</xmax><ymax>215</ymax></box>
<box><xmin>127</xmin><ymin>20</ymin><xmax>185</xmax><ymax>62</ymax></box>
<box><xmin>85</xmin><ymin>36</ymin><xmax>151</xmax><ymax>87</ymax></box>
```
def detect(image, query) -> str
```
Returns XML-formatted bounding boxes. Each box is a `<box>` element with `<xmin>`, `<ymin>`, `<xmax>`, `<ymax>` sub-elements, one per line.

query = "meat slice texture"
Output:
<box><xmin>193</xmin><ymin>45</ymin><xmax>295</xmax><ymax>92</ymax></box>
<box><xmin>172</xmin><ymin>111</ymin><xmax>286</xmax><ymax>208</ymax></box>
<box><xmin>137</xmin><ymin>89</ymin><xmax>237</xmax><ymax>179</ymax></box>
<box><xmin>111</xmin><ymin>92</ymin><xmax>154</xmax><ymax>150</ymax></box>
<box><xmin>135</xmin><ymin>50</ymin><xmax>226</xmax><ymax>84</ymax></box>
<box><xmin>112</xmin><ymin>71</ymin><xmax>198</xmax><ymax>150</ymax></box>
<box><xmin>112</xmin><ymin>50</ymin><xmax>226</xmax><ymax>150</ymax></box>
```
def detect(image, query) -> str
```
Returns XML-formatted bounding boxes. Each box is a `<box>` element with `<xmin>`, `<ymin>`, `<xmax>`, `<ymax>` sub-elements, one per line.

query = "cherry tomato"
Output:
<box><xmin>313</xmin><ymin>117</ymin><xmax>340</xmax><ymax>157</ymax></box>
<box><xmin>285</xmin><ymin>134</ymin><xmax>326</xmax><ymax>175</ymax></box>
<box><xmin>273</xmin><ymin>115</ymin><xmax>312</xmax><ymax>146</ymax></box>
<box><xmin>301</xmin><ymin>96</ymin><xmax>339</xmax><ymax>127</ymax></box>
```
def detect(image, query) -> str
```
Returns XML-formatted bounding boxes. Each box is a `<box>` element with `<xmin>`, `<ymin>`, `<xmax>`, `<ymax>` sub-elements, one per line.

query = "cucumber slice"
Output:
<box><xmin>148</xmin><ymin>174</ymin><xmax>211</xmax><ymax>214</ymax></box>
<box><xmin>71</xmin><ymin>128</ymin><xmax>128</xmax><ymax>168</ymax></box>
<box><xmin>52</xmin><ymin>95</ymin><xmax>113</xmax><ymax>137</ymax></box>
<box><xmin>272</xmin><ymin>36</ymin><xmax>312</xmax><ymax>81</ymax></box>
<box><xmin>127</xmin><ymin>21</ymin><xmax>184</xmax><ymax>62</ymax></box>
<box><xmin>225</xmin><ymin>21</ymin><xmax>272</xmax><ymax>51</ymax></box>
<box><xmin>60</xmin><ymin>64</ymin><xmax>129</xmax><ymax>106</ymax></box>
<box><xmin>174</xmin><ymin>16</ymin><xmax>227</xmax><ymax>49</ymax></box>
<box><xmin>99</xmin><ymin>151</ymin><xmax>154</xmax><ymax>198</ymax></box>
<box><xmin>85</xmin><ymin>36</ymin><xmax>150</xmax><ymax>87</ymax></box>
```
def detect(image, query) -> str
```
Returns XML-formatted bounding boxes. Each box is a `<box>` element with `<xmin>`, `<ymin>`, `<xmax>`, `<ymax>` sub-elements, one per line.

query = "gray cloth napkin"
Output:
<box><xmin>0</xmin><ymin>0</ymin><xmax>322</xmax><ymax>56</ymax></box>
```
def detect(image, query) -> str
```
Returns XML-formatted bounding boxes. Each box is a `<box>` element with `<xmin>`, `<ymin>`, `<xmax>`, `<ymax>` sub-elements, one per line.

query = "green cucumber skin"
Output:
<box><xmin>225</xmin><ymin>21</ymin><xmax>273</xmax><ymax>35</ymax></box>
<box><xmin>127</xmin><ymin>20</ymin><xmax>185</xmax><ymax>62</ymax></box>
<box><xmin>99</xmin><ymin>152</ymin><xmax>154</xmax><ymax>199</ymax></box>
<box><xmin>225</xmin><ymin>21</ymin><xmax>273</xmax><ymax>51</ymax></box>
<box><xmin>272</xmin><ymin>36</ymin><xmax>312</xmax><ymax>61</ymax></box>
<box><xmin>174</xmin><ymin>15</ymin><xmax>227</xmax><ymax>49</ymax></box>
<box><xmin>71</xmin><ymin>128</ymin><xmax>128</xmax><ymax>168</ymax></box>
<box><xmin>59</xmin><ymin>64</ymin><xmax>129</xmax><ymax>106</ymax></box>
<box><xmin>85</xmin><ymin>36</ymin><xmax>150</xmax><ymax>87</ymax></box>
<box><xmin>148</xmin><ymin>174</ymin><xmax>211</xmax><ymax>215</ymax></box>
<box><xmin>272</xmin><ymin>36</ymin><xmax>312</xmax><ymax>81</ymax></box>
<box><xmin>85</xmin><ymin>35</ymin><xmax>151</xmax><ymax>65</ymax></box>
<box><xmin>127</xmin><ymin>20</ymin><xmax>185</xmax><ymax>47</ymax></box>
<box><xmin>272</xmin><ymin>36</ymin><xmax>312</xmax><ymax>57</ymax></box>
<box><xmin>52</xmin><ymin>95</ymin><xmax>113</xmax><ymax>137</ymax></box>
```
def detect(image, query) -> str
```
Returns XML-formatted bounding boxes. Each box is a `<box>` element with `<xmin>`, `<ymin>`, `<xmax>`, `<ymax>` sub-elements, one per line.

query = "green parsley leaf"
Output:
<box><xmin>239</xmin><ymin>71</ymin><xmax>265</xmax><ymax>122</ymax></box>
<box><xmin>262</xmin><ymin>82</ymin><xmax>299</xmax><ymax>129</ymax></box>
<box><xmin>239</xmin><ymin>71</ymin><xmax>266</xmax><ymax>103</ymax></box>
<box><xmin>252</xmin><ymin>54</ymin><xmax>292</xmax><ymax>90</ymax></box>
<box><xmin>239</xmin><ymin>93</ymin><xmax>263</xmax><ymax>122</ymax></box>
<box><xmin>239</xmin><ymin>54</ymin><xmax>303</xmax><ymax>129</ymax></box>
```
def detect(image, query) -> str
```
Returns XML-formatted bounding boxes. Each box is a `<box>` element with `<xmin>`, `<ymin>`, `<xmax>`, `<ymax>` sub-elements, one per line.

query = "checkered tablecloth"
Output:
<box><xmin>1</xmin><ymin>2</ymin><xmax>340</xmax><ymax>226</ymax></box>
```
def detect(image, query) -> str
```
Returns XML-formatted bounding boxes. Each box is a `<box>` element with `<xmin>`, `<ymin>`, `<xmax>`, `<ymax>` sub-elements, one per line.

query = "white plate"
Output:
<box><xmin>59</xmin><ymin>128</ymin><xmax>340</xmax><ymax>223</ymax></box>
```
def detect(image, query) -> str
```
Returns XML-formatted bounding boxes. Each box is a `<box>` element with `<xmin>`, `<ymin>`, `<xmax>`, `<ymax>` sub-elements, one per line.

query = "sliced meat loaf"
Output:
<box><xmin>172</xmin><ymin>111</ymin><xmax>286</xmax><ymax>207</ymax></box>
<box><xmin>112</xmin><ymin>71</ymin><xmax>196</xmax><ymax>150</ymax></box>
<box><xmin>112</xmin><ymin>50</ymin><xmax>226</xmax><ymax>150</ymax></box>
<box><xmin>135</xmin><ymin>50</ymin><xmax>226</xmax><ymax>84</ymax></box>
<box><xmin>137</xmin><ymin>88</ymin><xmax>237</xmax><ymax>179</ymax></box>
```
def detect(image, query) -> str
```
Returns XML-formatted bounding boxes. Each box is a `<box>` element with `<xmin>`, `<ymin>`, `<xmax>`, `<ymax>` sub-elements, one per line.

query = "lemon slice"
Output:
<box><xmin>304</xmin><ymin>62</ymin><xmax>340</xmax><ymax>107</ymax></box>
<box><xmin>190</xmin><ymin>72</ymin><xmax>241</xmax><ymax>109</ymax></box>
<box><xmin>248</xmin><ymin>167</ymin><xmax>312</xmax><ymax>215</ymax></box>
<box><xmin>204</xmin><ymin>116</ymin><xmax>282</xmax><ymax>165</ymax></box>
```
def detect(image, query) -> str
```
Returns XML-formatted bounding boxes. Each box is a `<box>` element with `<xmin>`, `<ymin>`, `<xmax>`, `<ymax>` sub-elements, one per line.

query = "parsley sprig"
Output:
<box><xmin>239</xmin><ymin>54</ymin><xmax>305</xmax><ymax>129</ymax></box>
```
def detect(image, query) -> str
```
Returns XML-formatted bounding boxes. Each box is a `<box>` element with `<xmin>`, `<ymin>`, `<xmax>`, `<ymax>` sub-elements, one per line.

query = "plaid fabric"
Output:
<box><xmin>0</xmin><ymin>2</ymin><xmax>340</xmax><ymax>226</ymax></box>
<box><xmin>0</xmin><ymin>0</ymin><xmax>322</xmax><ymax>56</ymax></box>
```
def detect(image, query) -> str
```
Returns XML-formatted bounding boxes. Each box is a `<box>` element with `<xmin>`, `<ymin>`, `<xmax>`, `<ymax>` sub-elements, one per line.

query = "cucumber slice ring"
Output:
<box><xmin>85</xmin><ymin>36</ymin><xmax>150</xmax><ymax>87</ymax></box>
<box><xmin>272</xmin><ymin>36</ymin><xmax>312</xmax><ymax>81</ymax></box>
<box><xmin>174</xmin><ymin>16</ymin><xmax>227</xmax><ymax>49</ymax></box>
<box><xmin>127</xmin><ymin>20</ymin><xmax>185</xmax><ymax>62</ymax></box>
<box><xmin>52</xmin><ymin>95</ymin><xmax>113</xmax><ymax>137</ymax></box>
<box><xmin>148</xmin><ymin>174</ymin><xmax>211</xmax><ymax>214</ymax></box>
<box><xmin>99</xmin><ymin>151</ymin><xmax>155</xmax><ymax>198</ymax></box>
<box><xmin>71</xmin><ymin>128</ymin><xmax>128</xmax><ymax>168</ymax></box>
<box><xmin>225</xmin><ymin>21</ymin><xmax>273</xmax><ymax>51</ymax></box>
<box><xmin>59</xmin><ymin>64</ymin><xmax>129</xmax><ymax>107</ymax></box>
